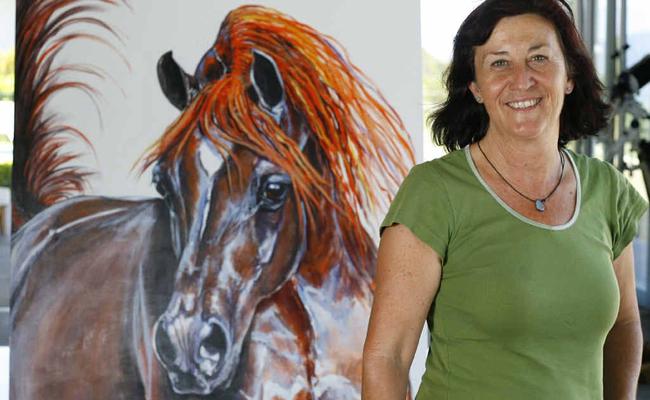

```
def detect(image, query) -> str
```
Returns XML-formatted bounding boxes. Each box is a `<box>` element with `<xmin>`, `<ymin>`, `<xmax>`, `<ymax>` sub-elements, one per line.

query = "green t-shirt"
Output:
<box><xmin>381</xmin><ymin>147</ymin><xmax>648</xmax><ymax>400</ymax></box>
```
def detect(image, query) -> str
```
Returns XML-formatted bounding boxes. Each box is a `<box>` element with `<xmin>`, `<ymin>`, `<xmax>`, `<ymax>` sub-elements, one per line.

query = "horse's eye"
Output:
<box><xmin>258</xmin><ymin>175</ymin><xmax>291</xmax><ymax>211</ymax></box>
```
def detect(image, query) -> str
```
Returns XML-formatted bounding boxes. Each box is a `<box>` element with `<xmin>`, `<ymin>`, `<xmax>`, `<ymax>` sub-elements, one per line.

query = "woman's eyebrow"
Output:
<box><xmin>529</xmin><ymin>43</ymin><xmax>549</xmax><ymax>51</ymax></box>
<box><xmin>482</xmin><ymin>50</ymin><xmax>509</xmax><ymax>62</ymax></box>
<box><xmin>482</xmin><ymin>43</ymin><xmax>551</xmax><ymax>62</ymax></box>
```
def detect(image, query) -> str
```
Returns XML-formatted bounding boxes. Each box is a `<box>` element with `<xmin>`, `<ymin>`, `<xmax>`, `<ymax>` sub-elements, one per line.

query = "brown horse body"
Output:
<box><xmin>11</xmin><ymin>198</ymin><xmax>172</xmax><ymax>399</ymax></box>
<box><xmin>11</xmin><ymin>195</ymin><xmax>375</xmax><ymax>399</ymax></box>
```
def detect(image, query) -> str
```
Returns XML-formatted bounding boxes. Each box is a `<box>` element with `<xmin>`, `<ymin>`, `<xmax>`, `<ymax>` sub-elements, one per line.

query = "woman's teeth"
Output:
<box><xmin>507</xmin><ymin>98</ymin><xmax>541</xmax><ymax>109</ymax></box>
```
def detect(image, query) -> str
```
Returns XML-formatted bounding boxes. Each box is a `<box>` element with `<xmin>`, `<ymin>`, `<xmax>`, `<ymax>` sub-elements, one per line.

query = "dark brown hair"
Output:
<box><xmin>429</xmin><ymin>0</ymin><xmax>611</xmax><ymax>151</ymax></box>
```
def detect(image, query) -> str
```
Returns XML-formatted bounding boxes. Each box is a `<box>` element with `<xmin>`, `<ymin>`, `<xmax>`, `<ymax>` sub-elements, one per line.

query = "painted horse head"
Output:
<box><xmin>144</xmin><ymin>5</ymin><xmax>413</xmax><ymax>395</ymax></box>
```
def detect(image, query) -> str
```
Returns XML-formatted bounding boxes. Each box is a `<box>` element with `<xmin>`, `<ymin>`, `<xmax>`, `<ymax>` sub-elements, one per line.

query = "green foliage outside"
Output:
<box><xmin>422</xmin><ymin>49</ymin><xmax>447</xmax><ymax>126</ymax></box>
<box><xmin>422</xmin><ymin>49</ymin><xmax>449</xmax><ymax>152</ymax></box>
<box><xmin>0</xmin><ymin>163</ymin><xmax>11</xmax><ymax>187</ymax></box>
<box><xmin>0</xmin><ymin>47</ymin><xmax>14</xmax><ymax>176</ymax></box>
<box><xmin>422</xmin><ymin>49</ymin><xmax>448</xmax><ymax>118</ymax></box>
<box><xmin>0</xmin><ymin>48</ymin><xmax>14</xmax><ymax>101</ymax></box>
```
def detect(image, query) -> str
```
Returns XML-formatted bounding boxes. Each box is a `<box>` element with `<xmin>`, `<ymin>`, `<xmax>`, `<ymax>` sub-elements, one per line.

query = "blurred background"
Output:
<box><xmin>2</xmin><ymin>0</ymin><xmax>650</xmax><ymax>398</ymax></box>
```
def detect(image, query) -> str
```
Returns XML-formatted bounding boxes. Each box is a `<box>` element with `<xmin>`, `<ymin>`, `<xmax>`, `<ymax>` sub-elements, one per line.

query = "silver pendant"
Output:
<box><xmin>535</xmin><ymin>199</ymin><xmax>545</xmax><ymax>212</ymax></box>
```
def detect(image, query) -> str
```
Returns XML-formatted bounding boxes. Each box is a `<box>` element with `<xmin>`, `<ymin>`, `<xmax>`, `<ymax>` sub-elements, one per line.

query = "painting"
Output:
<box><xmin>10</xmin><ymin>0</ymin><xmax>419</xmax><ymax>398</ymax></box>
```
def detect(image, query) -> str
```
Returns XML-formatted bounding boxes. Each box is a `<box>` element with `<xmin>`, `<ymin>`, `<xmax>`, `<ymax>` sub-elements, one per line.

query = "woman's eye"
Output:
<box><xmin>491</xmin><ymin>59</ymin><xmax>508</xmax><ymax>68</ymax></box>
<box><xmin>531</xmin><ymin>55</ymin><xmax>548</xmax><ymax>63</ymax></box>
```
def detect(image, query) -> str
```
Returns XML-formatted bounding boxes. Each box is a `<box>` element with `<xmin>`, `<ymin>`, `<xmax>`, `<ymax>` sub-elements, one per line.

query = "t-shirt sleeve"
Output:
<box><xmin>380</xmin><ymin>163</ymin><xmax>453</xmax><ymax>261</ymax></box>
<box><xmin>611</xmin><ymin>167</ymin><xmax>649</xmax><ymax>260</ymax></box>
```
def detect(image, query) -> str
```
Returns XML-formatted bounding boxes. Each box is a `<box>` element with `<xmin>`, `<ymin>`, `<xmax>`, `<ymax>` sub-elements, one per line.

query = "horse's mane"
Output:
<box><xmin>144</xmin><ymin>5</ymin><xmax>414</xmax><ymax>270</ymax></box>
<box><xmin>13</xmin><ymin>0</ymin><xmax>124</xmax><ymax>231</ymax></box>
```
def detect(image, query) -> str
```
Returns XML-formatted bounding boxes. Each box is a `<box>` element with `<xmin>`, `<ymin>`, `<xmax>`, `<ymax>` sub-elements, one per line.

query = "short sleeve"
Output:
<box><xmin>380</xmin><ymin>163</ymin><xmax>453</xmax><ymax>261</ymax></box>
<box><xmin>611</xmin><ymin>168</ymin><xmax>649</xmax><ymax>260</ymax></box>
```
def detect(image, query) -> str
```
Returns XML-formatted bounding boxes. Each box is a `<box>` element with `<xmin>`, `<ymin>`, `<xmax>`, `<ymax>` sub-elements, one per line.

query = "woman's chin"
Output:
<box><xmin>495</xmin><ymin>119</ymin><xmax>558</xmax><ymax>142</ymax></box>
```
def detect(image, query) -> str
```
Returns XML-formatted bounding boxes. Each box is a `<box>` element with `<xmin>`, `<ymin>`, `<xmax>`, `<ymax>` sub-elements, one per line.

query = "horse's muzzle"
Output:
<box><xmin>153</xmin><ymin>316</ymin><xmax>231</xmax><ymax>395</ymax></box>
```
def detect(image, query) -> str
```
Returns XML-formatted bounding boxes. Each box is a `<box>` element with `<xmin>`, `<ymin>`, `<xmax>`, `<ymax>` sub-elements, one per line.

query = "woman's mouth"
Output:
<box><xmin>506</xmin><ymin>98</ymin><xmax>542</xmax><ymax>110</ymax></box>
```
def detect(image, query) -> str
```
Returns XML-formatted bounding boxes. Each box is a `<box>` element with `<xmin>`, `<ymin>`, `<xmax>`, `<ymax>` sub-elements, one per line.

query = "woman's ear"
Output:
<box><xmin>565</xmin><ymin>79</ymin><xmax>574</xmax><ymax>95</ymax></box>
<box><xmin>469</xmin><ymin>82</ymin><xmax>483</xmax><ymax>103</ymax></box>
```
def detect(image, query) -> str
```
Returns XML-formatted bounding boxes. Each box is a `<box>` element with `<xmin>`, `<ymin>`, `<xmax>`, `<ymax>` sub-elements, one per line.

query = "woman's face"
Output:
<box><xmin>469</xmin><ymin>13</ymin><xmax>574</xmax><ymax>142</ymax></box>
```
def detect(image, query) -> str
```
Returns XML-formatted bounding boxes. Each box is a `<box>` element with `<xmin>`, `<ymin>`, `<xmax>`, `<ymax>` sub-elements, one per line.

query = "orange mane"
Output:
<box><xmin>143</xmin><ymin>5</ymin><xmax>414</xmax><ymax>265</ymax></box>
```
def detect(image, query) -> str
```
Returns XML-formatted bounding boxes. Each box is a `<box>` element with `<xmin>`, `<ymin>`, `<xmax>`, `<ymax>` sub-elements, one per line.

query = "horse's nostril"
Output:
<box><xmin>154</xmin><ymin>322</ymin><xmax>175</xmax><ymax>367</ymax></box>
<box><xmin>199</xmin><ymin>323</ymin><xmax>228</xmax><ymax>367</ymax></box>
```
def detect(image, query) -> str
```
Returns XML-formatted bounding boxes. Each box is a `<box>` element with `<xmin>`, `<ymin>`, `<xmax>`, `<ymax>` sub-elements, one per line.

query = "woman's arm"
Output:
<box><xmin>604</xmin><ymin>243</ymin><xmax>643</xmax><ymax>400</ymax></box>
<box><xmin>362</xmin><ymin>224</ymin><xmax>442</xmax><ymax>400</ymax></box>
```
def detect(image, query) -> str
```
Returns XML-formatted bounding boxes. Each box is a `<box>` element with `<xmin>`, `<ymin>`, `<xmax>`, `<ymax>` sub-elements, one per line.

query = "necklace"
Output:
<box><xmin>477</xmin><ymin>142</ymin><xmax>565</xmax><ymax>212</ymax></box>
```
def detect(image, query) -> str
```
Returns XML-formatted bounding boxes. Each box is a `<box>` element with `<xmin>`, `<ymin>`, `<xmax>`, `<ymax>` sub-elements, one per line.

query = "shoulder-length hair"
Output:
<box><xmin>429</xmin><ymin>0</ymin><xmax>611</xmax><ymax>151</ymax></box>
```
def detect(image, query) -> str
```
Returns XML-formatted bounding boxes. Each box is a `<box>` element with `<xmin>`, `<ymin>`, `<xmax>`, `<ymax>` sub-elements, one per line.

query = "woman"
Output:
<box><xmin>362</xmin><ymin>1</ymin><xmax>648</xmax><ymax>399</ymax></box>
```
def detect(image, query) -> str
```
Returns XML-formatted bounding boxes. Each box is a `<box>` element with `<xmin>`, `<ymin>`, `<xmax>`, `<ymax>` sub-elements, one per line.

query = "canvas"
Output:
<box><xmin>10</xmin><ymin>1</ymin><xmax>419</xmax><ymax>398</ymax></box>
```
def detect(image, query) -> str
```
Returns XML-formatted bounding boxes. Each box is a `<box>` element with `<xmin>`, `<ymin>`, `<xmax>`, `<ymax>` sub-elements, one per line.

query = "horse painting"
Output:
<box><xmin>11</xmin><ymin>2</ymin><xmax>414</xmax><ymax>399</ymax></box>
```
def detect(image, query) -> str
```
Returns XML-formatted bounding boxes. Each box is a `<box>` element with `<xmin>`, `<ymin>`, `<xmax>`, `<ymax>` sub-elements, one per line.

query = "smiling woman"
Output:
<box><xmin>363</xmin><ymin>1</ymin><xmax>648</xmax><ymax>399</ymax></box>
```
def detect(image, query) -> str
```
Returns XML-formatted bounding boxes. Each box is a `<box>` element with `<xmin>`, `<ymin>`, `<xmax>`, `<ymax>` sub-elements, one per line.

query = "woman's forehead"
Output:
<box><xmin>478</xmin><ymin>13</ymin><xmax>562</xmax><ymax>53</ymax></box>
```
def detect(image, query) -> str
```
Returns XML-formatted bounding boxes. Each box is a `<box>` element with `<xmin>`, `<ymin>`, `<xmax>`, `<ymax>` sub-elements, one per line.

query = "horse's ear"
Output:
<box><xmin>248</xmin><ymin>49</ymin><xmax>285</xmax><ymax>121</ymax></box>
<box><xmin>194</xmin><ymin>48</ymin><xmax>226</xmax><ymax>88</ymax></box>
<box><xmin>157</xmin><ymin>51</ymin><xmax>199</xmax><ymax>110</ymax></box>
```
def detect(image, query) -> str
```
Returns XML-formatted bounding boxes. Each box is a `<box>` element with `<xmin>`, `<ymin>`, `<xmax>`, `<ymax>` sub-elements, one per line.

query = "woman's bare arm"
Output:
<box><xmin>362</xmin><ymin>224</ymin><xmax>442</xmax><ymax>400</ymax></box>
<box><xmin>604</xmin><ymin>243</ymin><xmax>643</xmax><ymax>400</ymax></box>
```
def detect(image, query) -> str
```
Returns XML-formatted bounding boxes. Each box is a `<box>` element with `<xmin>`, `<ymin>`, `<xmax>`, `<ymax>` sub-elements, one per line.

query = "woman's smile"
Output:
<box><xmin>506</xmin><ymin>97</ymin><xmax>542</xmax><ymax>110</ymax></box>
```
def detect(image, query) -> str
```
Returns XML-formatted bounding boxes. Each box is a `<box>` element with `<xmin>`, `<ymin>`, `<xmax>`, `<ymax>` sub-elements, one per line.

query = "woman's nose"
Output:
<box><xmin>510</xmin><ymin>62</ymin><xmax>536</xmax><ymax>90</ymax></box>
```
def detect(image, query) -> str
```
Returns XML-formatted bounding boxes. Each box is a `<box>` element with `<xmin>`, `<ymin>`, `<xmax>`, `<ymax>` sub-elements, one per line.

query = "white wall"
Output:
<box><xmin>48</xmin><ymin>0</ymin><xmax>422</xmax><ymax>197</ymax></box>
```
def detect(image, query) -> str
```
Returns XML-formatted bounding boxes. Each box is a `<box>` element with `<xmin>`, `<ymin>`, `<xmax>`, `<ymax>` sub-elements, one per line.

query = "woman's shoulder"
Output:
<box><xmin>565</xmin><ymin>148</ymin><xmax>623</xmax><ymax>185</ymax></box>
<box><xmin>565</xmin><ymin>149</ymin><xmax>648</xmax><ymax>219</ymax></box>
<box><xmin>411</xmin><ymin>148</ymin><xmax>469</xmax><ymax>180</ymax></box>
<box><xmin>392</xmin><ymin>149</ymin><xmax>469</xmax><ymax>203</ymax></box>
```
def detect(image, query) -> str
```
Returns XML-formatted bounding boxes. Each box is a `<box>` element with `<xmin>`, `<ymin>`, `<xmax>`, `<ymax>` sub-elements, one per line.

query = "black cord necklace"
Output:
<box><xmin>477</xmin><ymin>142</ymin><xmax>565</xmax><ymax>212</ymax></box>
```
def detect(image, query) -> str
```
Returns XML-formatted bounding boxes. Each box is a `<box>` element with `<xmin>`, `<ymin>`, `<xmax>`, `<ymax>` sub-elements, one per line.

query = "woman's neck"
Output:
<box><xmin>476</xmin><ymin>131</ymin><xmax>563</xmax><ymax>188</ymax></box>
